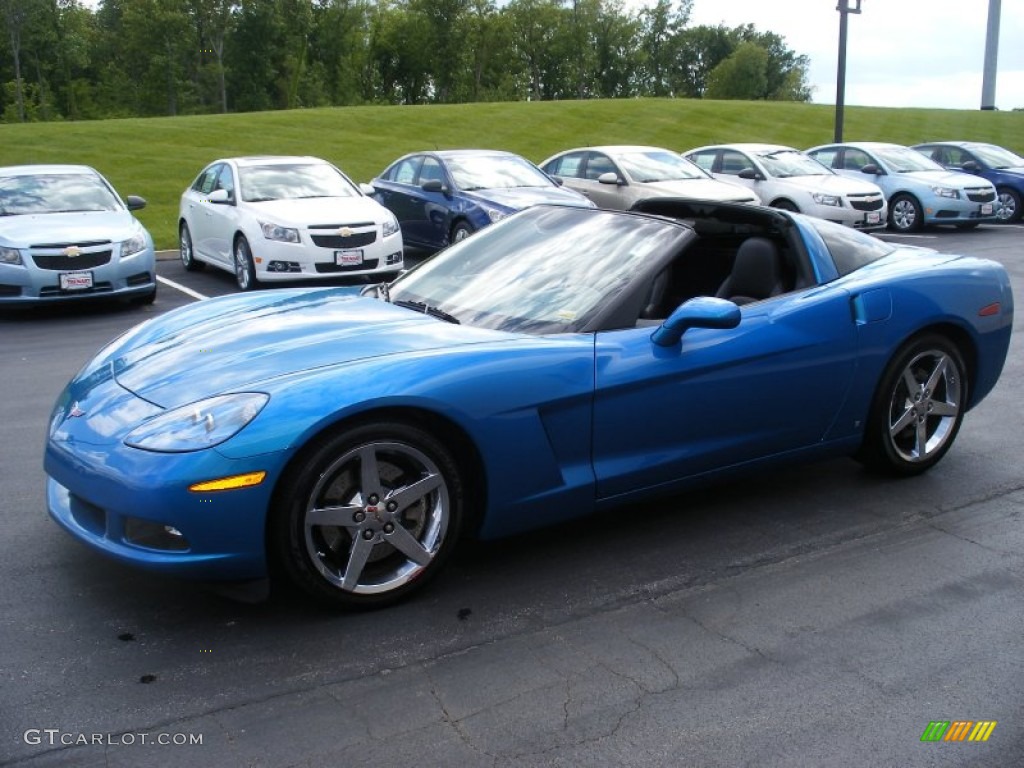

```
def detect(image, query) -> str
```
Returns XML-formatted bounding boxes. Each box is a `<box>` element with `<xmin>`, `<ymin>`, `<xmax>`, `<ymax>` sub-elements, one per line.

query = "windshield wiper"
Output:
<box><xmin>394</xmin><ymin>299</ymin><xmax>460</xmax><ymax>324</ymax></box>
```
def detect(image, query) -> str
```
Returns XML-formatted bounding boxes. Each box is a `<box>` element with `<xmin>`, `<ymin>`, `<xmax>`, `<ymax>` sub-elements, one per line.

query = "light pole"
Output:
<box><xmin>834</xmin><ymin>0</ymin><xmax>862</xmax><ymax>142</ymax></box>
<box><xmin>981</xmin><ymin>0</ymin><xmax>1000</xmax><ymax>109</ymax></box>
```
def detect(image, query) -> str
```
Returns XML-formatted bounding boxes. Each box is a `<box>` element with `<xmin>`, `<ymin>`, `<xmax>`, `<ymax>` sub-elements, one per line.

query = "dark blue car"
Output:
<box><xmin>370</xmin><ymin>149</ymin><xmax>593</xmax><ymax>250</ymax></box>
<box><xmin>913</xmin><ymin>141</ymin><xmax>1024</xmax><ymax>223</ymax></box>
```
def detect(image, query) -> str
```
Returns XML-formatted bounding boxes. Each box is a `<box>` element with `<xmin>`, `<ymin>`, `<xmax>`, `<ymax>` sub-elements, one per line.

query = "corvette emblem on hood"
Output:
<box><xmin>68</xmin><ymin>402</ymin><xmax>85</xmax><ymax>418</ymax></box>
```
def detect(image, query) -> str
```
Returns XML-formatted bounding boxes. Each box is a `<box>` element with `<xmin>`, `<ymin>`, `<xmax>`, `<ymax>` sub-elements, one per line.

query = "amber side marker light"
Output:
<box><xmin>979</xmin><ymin>302</ymin><xmax>1001</xmax><ymax>317</ymax></box>
<box><xmin>189</xmin><ymin>471</ymin><xmax>267</xmax><ymax>493</ymax></box>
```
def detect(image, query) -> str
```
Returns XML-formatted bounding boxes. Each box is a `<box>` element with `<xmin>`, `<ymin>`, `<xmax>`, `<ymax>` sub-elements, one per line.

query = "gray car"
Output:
<box><xmin>541</xmin><ymin>145</ymin><xmax>761</xmax><ymax>209</ymax></box>
<box><xmin>0</xmin><ymin>164</ymin><xmax>156</xmax><ymax>306</ymax></box>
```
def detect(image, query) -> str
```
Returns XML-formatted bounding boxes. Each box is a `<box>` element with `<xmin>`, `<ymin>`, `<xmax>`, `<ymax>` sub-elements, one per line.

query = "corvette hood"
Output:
<box><xmin>249</xmin><ymin>196</ymin><xmax>388</xmax><ymax>225</ymax></box>
<box><xmin>465</xmin><ymin>186</ymin><xmax>592</xmax><ymax>211</ymax></box>
<box><xmin>107</xmin><ymin>288</ymin><xmax>517</xmax><ymax>409</ymax></box>
<box><xmin>0</xmin><ymin>210</ymin><xmax>139</xmax><ymax>246</ymax></box>
<box><xmin>639</xmin><ymin>178</ymin><xmax>759</xmax><ymax>203</ymax></box>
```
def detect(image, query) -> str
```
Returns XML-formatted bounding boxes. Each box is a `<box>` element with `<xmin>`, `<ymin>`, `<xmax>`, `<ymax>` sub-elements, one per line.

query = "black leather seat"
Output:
<box><xmin>716</xmin><ymin>237</ymin><xmax>786</xmax><ymax>305</ymax></box>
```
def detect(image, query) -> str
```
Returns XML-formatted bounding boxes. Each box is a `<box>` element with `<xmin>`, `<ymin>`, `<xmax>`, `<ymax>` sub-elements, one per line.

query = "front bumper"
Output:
<box><xmin>252</xmin><ymin>231</ymin><xmax>404</xmax><ymax>282</ymax></box>
<box><xmin>45</xmin><ymin>437</ymin><xmax>274</xmax><ymax>581</ymax></box>
<box><xmin>0</xmin><ymin>247</ymin><xmax>156</xmax><ymax>305</ymax></box>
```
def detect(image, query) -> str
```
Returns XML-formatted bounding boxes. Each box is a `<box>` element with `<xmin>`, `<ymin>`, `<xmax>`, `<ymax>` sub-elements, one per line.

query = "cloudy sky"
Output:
<box><xmin>687</xmin><ymin>0</ymin><xmax>1024</xmax><ymax>110</ymax></box>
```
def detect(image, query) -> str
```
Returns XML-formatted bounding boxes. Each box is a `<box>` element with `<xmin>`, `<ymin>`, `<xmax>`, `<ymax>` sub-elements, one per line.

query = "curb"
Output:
<box><xmin>156</xmin><ymin>249</ymin><xmax>178</xmax><ymax>261</ymax></box>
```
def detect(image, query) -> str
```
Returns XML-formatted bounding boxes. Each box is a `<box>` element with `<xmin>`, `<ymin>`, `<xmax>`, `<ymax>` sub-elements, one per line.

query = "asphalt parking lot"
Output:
<box><xmin>1</xmin><ymin>224</ymin><xmax>1022</xmax><ymax>767</ymax></box>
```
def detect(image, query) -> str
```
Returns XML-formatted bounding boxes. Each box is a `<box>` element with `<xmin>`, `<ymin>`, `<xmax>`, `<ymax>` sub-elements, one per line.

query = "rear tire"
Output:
<box><xmin>272</xmin><ymin>422</ymin><xmax>464</xmax><ymax>609</ymax></box>
<box><xmin>857</xmin><ymin>334</ymin><xmax>967</xmax><ymax>475</ymax></box>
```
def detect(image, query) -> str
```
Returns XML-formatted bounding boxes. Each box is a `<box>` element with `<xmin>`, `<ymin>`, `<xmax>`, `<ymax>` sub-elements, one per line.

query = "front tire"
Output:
<box><xmin>888</xmin><ymin>194</ymin><xmax>923</xmax><ymax>232</ymax></box>
<box><xmin>450</xmin><ymin>221</ymin><xmax>474</xmax><ymax>244</ymax></box>
<box><xmin>234</xmin><ymin>236</ymin><xmax>258</xmax><ymax>291</ymax></box>
<box><xmin>179</xmin><ymin>222</ymin><xmax>204</xmax><ymax>271</ymax></box>
<box><xmin>770</xmin><ymin>199</ymin><xmax>799</xmax><ymax>213</ymax></box>
<box><xmin>273</xmin><ymin>422</ymin><xmax>464</xmax><ymax>609</ymax></box>
<box><xmin>858</xmin><ymin>335</ymin><xmax>967</xmax><ymax>475</ymax></box>
<box><xmin>995</xmin><ymin>187</ymin><xmax>1021</xmax><ymax>222</ymax></box>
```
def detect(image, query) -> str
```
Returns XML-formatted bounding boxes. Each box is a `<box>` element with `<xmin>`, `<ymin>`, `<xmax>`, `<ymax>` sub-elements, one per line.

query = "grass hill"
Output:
<box><xmin>1</xmin><ymin>98</ymin><xmax>1020</xmax><ymax>249</ymax></box>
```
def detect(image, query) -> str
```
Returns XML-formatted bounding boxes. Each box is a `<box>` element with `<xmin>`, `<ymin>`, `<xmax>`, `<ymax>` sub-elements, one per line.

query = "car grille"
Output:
<box><xmin>314</xmin><ymin>259</ymin><xmax>380</xmax><ymax>273</ymax></box>
<box><xmin>310</xmin><ymin>231</ymin><xmax>377</xmax><ymax>249</ymax></box>
<box><xmin>32</xmin><ymin>251</ymin><xmax>113</xmax><ymax>270</ymax></box>
<box><xmin>847</xmin><ymin>197</ymin><xmax>884</xmax><ymax>212</ymax></box>
<box><xmin>966</xmin><ymin>189</ymin><xmax>995</xmax><ymax>203</ymax></box>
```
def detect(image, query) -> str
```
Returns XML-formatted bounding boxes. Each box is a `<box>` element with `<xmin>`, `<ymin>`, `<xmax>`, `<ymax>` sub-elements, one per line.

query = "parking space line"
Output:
<box><xmin>157</xmin><ymin>275</ymin><xmax>208</xmax><ymax>301</ymax></box>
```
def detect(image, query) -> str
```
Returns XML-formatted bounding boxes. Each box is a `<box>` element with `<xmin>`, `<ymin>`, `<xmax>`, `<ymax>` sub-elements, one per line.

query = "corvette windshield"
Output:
<box><xmin>238</xmin><ymin>163</ymin><xmax>359</xmax><ymax>202</ymax></box>
<box><xmin>757</xmin><ymin>150</ymin><xmax>831</xmax><ymax>178</ymax></box>
<box><xmin>874</xmin><ymin>147</ymin><xmax>943</xmax><ymax>173</ymax></box>
<box><xmin>447</xmin><ymin>155</ymin><xmax>555</xmax><ymax>191</ymax></box>
<box><xmin>389</xmin><ymin>206</ymin><xmax>683</xmax><ymax>333</ymax></box>
<box><xmin>617</xmin><ymin>151</ymin><xmax>706</xmax><ymax>182</ymax></box>
<box><xmin>0</xmin><ymin>173</ymin><xmax>121</xmax><ymax>215</ymax></box>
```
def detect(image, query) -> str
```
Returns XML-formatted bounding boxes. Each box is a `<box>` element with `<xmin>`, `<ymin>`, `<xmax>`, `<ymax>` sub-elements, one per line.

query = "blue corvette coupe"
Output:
<box><xmin>370</xmin><ymin>149</ymin><xmax>593</xmax><ymax>250</ymax></box>
<box><xmin>45</xmin><ymin>201</ymin><xmax>1013</xmax><ymax>608</ymax></box>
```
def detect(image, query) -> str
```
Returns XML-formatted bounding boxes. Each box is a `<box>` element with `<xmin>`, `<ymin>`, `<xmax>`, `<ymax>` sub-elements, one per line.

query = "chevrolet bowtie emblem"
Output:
<box><xmin>338</xmin><ymin>227</ymin><xmax>353</xmax><ymax>237</ymax></box>
<box><xmin>63</xmin><ymin>246</ymin><xmax>82</xmax><ymax>258</ymax></box>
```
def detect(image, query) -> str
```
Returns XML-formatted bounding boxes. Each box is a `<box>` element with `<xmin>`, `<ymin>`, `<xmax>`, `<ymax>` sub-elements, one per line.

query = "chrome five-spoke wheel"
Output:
<box><xmin>276</xmin><ymin>422</ymin><xmax>463</xmax><ymax>608</ymax></box>
<box><xmin>859</xmin><ymin>335</ymin><xmax>967</xmax><ymax>475</ymax></box>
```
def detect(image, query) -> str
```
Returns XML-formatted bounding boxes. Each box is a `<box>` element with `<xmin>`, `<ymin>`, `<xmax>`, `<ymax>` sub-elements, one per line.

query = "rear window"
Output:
<box><xmin>808</xmin><ymin>218</ymin><xmax>896</xmax><ymax>276</ymax></box>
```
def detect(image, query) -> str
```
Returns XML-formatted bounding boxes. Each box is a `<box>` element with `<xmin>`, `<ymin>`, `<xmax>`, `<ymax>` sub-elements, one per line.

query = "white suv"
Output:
<box><xmin>684</xmin><ymin>143</ymin><xmax>887</xmax><ymax>230</ymax></box>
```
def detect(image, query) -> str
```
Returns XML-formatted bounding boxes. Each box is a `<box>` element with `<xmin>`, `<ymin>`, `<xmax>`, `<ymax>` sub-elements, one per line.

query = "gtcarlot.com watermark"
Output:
<box><xmin>24</xmin><ymin>729</ymin><xmax>203</xmax><ymax>747</ymax></box>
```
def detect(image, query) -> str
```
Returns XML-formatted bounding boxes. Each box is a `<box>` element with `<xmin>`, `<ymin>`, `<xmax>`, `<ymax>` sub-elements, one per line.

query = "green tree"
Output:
<box><xmin>704</xmin><ymin>41</ymin><xmax>768</xmax><ymax>100</ymax></box>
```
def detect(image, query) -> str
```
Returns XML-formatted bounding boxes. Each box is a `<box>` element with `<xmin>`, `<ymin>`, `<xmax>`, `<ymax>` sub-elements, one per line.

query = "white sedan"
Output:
<box><xmin>540</xmin><ymin>145</ymin><xmax>760</xmax><ymax>209</ymax></box>
<box><xmin>684</xmin><ymin>143</ymin><xmax>887</xmax><ymax>230</ymax></box>
<box><xmin>179</xmin><ymin>156</ymin><xmax>403</xmax><ymax>290</ymax></box>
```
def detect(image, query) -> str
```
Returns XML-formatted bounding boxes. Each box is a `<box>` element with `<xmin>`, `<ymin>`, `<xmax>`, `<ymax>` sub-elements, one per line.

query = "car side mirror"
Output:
<box><xmin>860</xmin><ymin>163</ymin><xmax>882</xmax><ymax>176</ymax></box>
<box><xmin>359</xmin><ymin>182</ymin><xmax>377</xmax><ymax>196</ymax></box>
<box><xmin>125</xmin><ymin>195</ymin><xmax>147</xmax><ymax>211</ymax></box>
<box><xmin>208</xmin><ymin>188</ymin><xmax>232</xmax><ymax>204</ymax></box>
<box><xmin>421</xmin><ymin>179</ymin><xmax>446</xmax><ymax>194</ymax></box>
<box><xmin>738</xmin><ymin>167</ymin><xmax>762</xmax><ymax>181</ymax></box>
<box><xmin>597</xmin><ymin>172</ymin><xmax>623</xmax><ymax>186</ymax></box>
<box><xmin>651</xmin><ymin>296</ymin><xmax>741</xmax><ymax>347</ymax></box>
<box><xmin>961</xmin><ymin>160</ymin><xmax>980</xmax><ymax>173</ymax></box>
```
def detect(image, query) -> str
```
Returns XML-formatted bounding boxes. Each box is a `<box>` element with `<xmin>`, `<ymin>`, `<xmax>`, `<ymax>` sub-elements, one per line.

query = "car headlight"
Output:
<box><xmin>0</xmin><ymin>246</ymin><xmax>23</xmax><ymax>265</ymax></box>
<box><xmin>930</xmin><ymin>186</ymin><xmax>960</xmax><ymax>199</ymax></box>
<box><xmin>124</xmin><ymin>393</ymin><xmax>269</xmax><ymax>453</ymax></box>
<box><xmin>259</xmin><ymin>221</ymin><xmax>301</xmax><ymax>243</ymax></box>
<box><xmin>382</xmin><ymin>213</ymin><xmax>400</xmax><ymax>238</ymax></box>
<box><xmin>812</xmin><ymin>193</ymin><xmax>842</xmax><ymax>207</ymax></box>
<box><xmin>121</xmin><ymin>232</ymin><xmax>147</xmax><ymax>257</ymax></box>
<box><xmin>481</xmin><ymin>205</ymin><xmax>509</xmax><ymax>223</ymax></box>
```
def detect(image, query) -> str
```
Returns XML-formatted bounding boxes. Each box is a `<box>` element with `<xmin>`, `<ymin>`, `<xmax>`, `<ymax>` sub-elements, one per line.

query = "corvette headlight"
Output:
<box><xmin>124</xmin><ymin>393</ymin><xmax>269</xmax><ymax>452</ymax></box>
<box><xmin>481</xmin><ymin>205</ymin><xmax>509</xmax><ymax>223</ymax></box>
<box><xmin>931</xmin><ymin>186</ymin><xmax>960</xmax><ymax>199</ymax></box>
<box><xmin>812</xmin><ymin>193</ymin><xmax>842</xmax><ymax>207</ymax></box>
<box><xmin>382</xmin><ymin>213</ymin><xmax>400</xmax><ymax>238</ymax></box>
<box><xmin>121</xmin><ymin>232</ymin><xmax>147</xmax><ymax>257</ymax></box>
<box><xmin>259</xmin><ymin>221</ymin><xmax>300</xmax><ymax>243</ymax></box>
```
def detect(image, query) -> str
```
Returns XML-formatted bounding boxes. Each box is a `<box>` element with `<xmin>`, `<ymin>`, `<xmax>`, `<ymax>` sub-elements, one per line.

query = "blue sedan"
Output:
<box><xmin>370</xmin><ymin>149</ymin><xmax>593</xmax><ymax>250</ymax></box>
<box><xmin>806</xmin><ymin>142</ymin><xmax>999</xmax><ymax>232</ymax></box>
<box><xmin>45</xmin><ymin>201</ymin><xmax>1013</xmax><ymax>608</ymax></box>
<box><xmin>0</xmin><ymin>165</ymin><xmax>156</xmax><ymax>306</ymax></box>
<box><xmin>912</xmin><ymin>141</ymin><xmax>1024</xmax><ymax>223</ymax></box>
